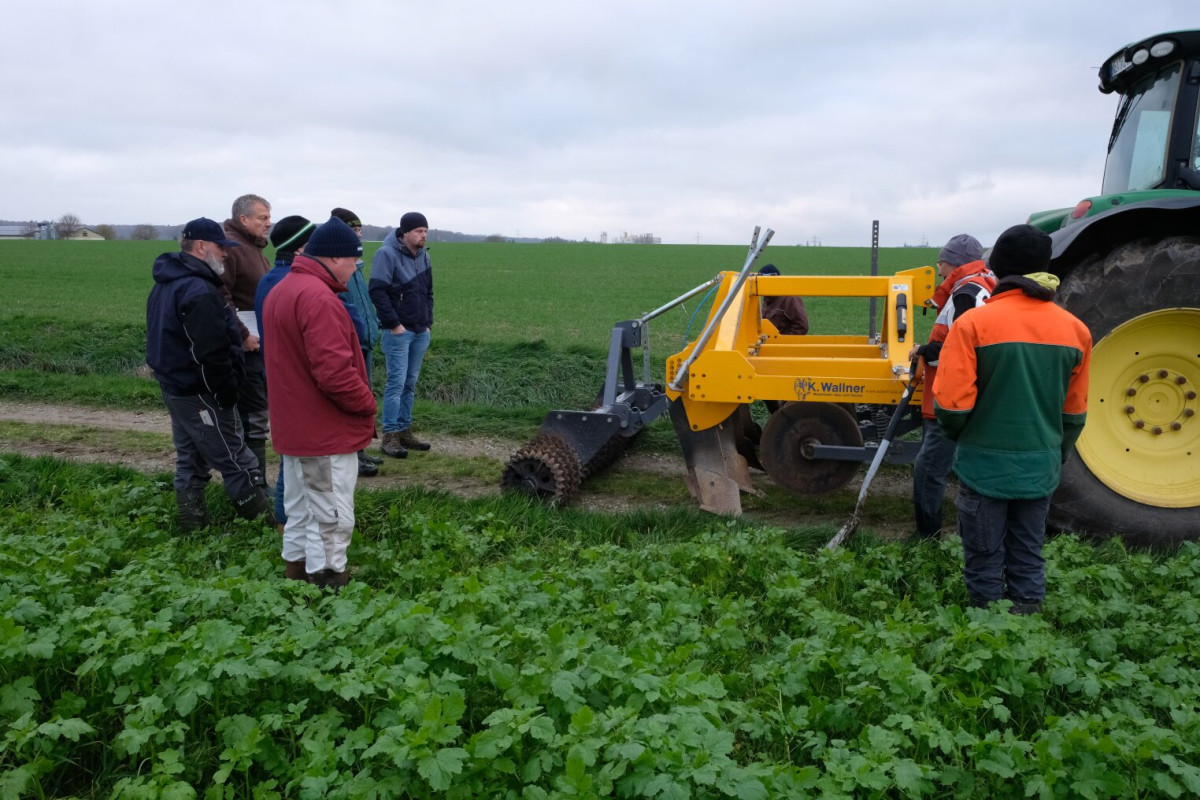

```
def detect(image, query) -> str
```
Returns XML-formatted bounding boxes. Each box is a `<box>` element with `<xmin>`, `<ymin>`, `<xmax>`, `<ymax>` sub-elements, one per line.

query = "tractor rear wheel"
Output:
<box><xmin>1051</xmin><ymin>235</ymin><xmax>1200</xmax><ymax>548</ymax></box>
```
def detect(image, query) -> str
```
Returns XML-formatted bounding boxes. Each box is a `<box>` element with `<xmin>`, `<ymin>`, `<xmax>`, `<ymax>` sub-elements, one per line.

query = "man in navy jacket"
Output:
<box><xmin>369</xmin><ymin>211</ymin><xmax>434</xmax><ymax>458</ymax></box>
<box><xmin>146</xmin><ymin>218</ymin><xmax>274</xmax><ymax>532</ymax></box>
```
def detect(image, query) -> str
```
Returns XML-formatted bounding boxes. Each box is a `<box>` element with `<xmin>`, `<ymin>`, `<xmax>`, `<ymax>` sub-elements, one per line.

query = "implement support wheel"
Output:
<box><xmin>760</xmin><ymin>401</ymin><xmax>863</xmax><ymax>496</ymax></box>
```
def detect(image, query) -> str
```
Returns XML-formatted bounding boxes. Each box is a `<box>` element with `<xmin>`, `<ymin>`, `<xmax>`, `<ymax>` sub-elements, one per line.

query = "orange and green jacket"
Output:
<box><xmin>934</xmin><ymin>280</ymin><xmax>1091</xmax><ymax>499</ymax></box>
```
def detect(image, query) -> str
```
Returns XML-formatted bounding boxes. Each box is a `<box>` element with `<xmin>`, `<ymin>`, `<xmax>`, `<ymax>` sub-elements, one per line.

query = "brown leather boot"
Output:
<box><xmin>396</xmin><ymin>429</ymin><xmax>431</xmax><ymax>451</ymax></box>
<box><xmin>309</xmin><ymin>568</ymin><xmax>350</xmax><ymax>593</ymax></box>
<box><xmin>380</xmin><ymin>432</ymin><xmax>408</xmax><ymax>459</ymax></box>
<box><xmin>284</xmin><ymin>559</ymin><xmax>307</xmax><ymax>581</ymax></box>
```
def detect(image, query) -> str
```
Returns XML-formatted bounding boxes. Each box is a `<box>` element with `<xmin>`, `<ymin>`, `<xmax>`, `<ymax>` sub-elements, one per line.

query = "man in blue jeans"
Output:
<box><xmin>369</xmin><ymin>211</ymin><xmax>434</xmax><ymax>458</ymax></box>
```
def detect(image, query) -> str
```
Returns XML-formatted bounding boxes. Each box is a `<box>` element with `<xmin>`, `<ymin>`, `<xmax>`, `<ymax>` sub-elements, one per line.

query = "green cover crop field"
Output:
<box><xmin>3</xmin><ymin>457</ymin><xmax>1200</xmax><ymax>798</ymax></box>
<box><xmin>2</xmin><ymin>240</ymin><xmax>1199</xmax><ymax>798</ymax></box>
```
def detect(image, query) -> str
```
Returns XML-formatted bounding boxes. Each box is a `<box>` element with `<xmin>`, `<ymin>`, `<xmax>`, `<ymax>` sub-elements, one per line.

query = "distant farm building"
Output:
<box><xmin>65</xmin><ymin>227</ymin><xmax>106</xmax><ymax>241</ymax></box>
<box><xmin>612</xmin><ymin>231</ymin><xmax>661</xmax><ymax>244</ymax></box>
<box><xmin>0</xmin><ymin>225</ymin><xmax>35</xmax><ymax>240</ymax></box>
<box><xmin>0</xmin><ymin>222</ymin><xmax>106</xmax><ymax>240</ymax></box>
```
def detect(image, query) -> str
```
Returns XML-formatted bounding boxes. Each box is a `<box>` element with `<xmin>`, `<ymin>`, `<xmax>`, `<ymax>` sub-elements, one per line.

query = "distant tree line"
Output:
<box><xmin>3</xmin><ymin>216</ymin><xmax>581</xmax><ymax>244</ymax></box>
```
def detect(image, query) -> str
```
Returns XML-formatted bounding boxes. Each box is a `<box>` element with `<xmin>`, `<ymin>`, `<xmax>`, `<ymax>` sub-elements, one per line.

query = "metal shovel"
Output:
<box><xmin>825</xmin><ymin>358</ymin><xmax>921</xmax><ymax>549</ymax></box>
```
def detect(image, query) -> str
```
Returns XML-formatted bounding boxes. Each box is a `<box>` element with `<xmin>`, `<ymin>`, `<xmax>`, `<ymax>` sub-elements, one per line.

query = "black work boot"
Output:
<box><xmin>232</xmin><ymin>485</ymin><xmax>276</xmax><ymax>526</ymax></box>
<box><xmin>363</xmin><ymin>451</ymin><xmax>384</xmax><ymax>465</ymax></box>
<box><xmin>246</xmin><ymin>438</ymin><xmax>269</xmax><ymax>486</ymax></box>
<box><xmin>357</xmin><ymin>450</ymin><xmax>379</xmax><ymax>477</ymax></box>
<box><xmin>176</xmin><ymin>488</ymin><xmax>210</xmax><ymax>534</ymax></box>
<box><xmin>1009</xmin><ymin>600</ymin><xmax>1043</xmax><ymax>615</ymax></box>
<box><xmin>396</xmin><ymin>429</ymin><xmax>431</xmax><ymax>451</ymax></box>
<box><xmin>380</xmin><ymin>432</ymin><xmax>408</xmax><ymax>459</ymax></box>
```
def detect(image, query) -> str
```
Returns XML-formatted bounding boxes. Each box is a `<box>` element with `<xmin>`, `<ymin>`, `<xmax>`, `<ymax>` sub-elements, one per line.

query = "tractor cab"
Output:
<box><xmin>1028</xmin><ymin>30</ymin><xmax>1200</xmax><ymax>237</ymax></box>
<box><xmin>1100</xmin><ymin>30</ymin><xmax>1200</xmax><ymax>195</ymax></box>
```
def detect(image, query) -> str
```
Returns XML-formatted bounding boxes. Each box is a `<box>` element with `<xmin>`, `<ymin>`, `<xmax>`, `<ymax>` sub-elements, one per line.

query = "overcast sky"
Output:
<box><xmin>2</xmin><ymin>2</ymin><xmax>1195</xmax><ymax>246</ymax></box>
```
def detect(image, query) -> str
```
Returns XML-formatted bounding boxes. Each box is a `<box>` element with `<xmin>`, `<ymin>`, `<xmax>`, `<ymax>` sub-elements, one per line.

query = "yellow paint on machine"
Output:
<box><xmin>665</xmin><ymin>266</ymin><xmax>936</xmax><ymax>432</ymax></box>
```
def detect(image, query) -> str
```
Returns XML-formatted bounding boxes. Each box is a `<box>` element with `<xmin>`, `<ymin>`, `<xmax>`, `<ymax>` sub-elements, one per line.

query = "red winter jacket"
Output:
<box><xmin>263</xmin><ymin>255</ymin><xmax>376</xmax><ymax>456</ymax></box>
<box><xmin>918</xmin><ymin>260</ymin><xmax>996</xmax><ymax>419</ymax></box>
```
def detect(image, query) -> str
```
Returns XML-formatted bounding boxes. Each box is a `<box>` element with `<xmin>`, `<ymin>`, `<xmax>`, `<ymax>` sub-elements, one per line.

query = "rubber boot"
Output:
<box><xmin>176</xmin><ymin>488</ymin><xmax>210</xmax><ymax>534</ymax></box>
<box><xmin>232</xmin><ymin>485</ymin><xmax>276</xmax><ymax>526</ymax></box>
<box><xmin>246</xmin><ymin>438</ymin><xmax>269</xmax><ymax>486</ymax></box>
<box><xmin>357</xmin><ymin>450</ymin><xmax>379</xmax><ymax>477</ymax></box>
<box><xmin>1010</xmin><ymin>601</ymin><xmax>1043</xmax><ymax>616</ymax></box>
<box><xmin>283</xmin><ymin>559</ymin><xmax>307</xmax><ymax>581</ymax></box>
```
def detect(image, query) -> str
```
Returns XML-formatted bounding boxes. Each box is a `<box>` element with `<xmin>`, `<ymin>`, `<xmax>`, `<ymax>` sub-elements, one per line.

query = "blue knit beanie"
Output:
<box><xmin>305</xmin><ymin>216</ymin><xmax>363</xmax><ymax>258</ymax></box>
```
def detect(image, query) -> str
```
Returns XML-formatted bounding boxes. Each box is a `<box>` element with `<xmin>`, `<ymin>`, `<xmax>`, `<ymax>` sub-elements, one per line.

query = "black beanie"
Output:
<box><xmin>399</xmin><ymin>211</ymin><xmax>428</xmax><ymax>236</ymax></box>
<box><xmin>304</xmin><ymin>216</ymin><xmax>363</xmax><ymax>258</ymax></box>
<box><xmin>269</xmin><ymin>215</ymin><xmax>315</xmax><ymax>253</ymax></box>
<box><xmin>988</xmin><ymin>224</ymin><xmax>1052</xmax><ymax>279</ymax></box>
<box><xmin>330</xmin><ymin>207</ymin><xmax>361</xmax><ymax>227</ymax></box>
<box><xmin>758</xmin><ymin>263</ymin><xmax>780</xmax><ymax>275</ymax></box>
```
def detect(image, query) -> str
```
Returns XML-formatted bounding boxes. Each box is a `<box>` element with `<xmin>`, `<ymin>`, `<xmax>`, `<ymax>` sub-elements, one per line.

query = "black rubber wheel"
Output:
<box><xmin>501</xmin><ymin>434</ymin><xmax>583</xmax><ymax>503</ymax></box>
<box><xmin>760</xmin><ymin>401</ymin><xmax>863</xmax><ymax>496</ymax></box>
<box><xmin>1050</xmin><ymin>235</ymin><xmax>1200</xmax><ymax>549</ymax></box>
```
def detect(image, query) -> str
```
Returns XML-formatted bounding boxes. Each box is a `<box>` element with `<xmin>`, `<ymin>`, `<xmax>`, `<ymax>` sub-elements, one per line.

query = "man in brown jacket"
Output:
<box><xmin>758</xmin><ymin>264</ymin><xmax>809</xmax><ymax>336</ymax></box>
<box><xmin>221</xmin><ymin>193</ymin><xmax>273</xmax><ymax>482</ymax></box>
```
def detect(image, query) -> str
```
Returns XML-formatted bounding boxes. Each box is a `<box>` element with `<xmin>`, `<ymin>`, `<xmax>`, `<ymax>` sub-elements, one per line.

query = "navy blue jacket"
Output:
<box><xmin>146</xmin><ymin>251</ymin><xmax>244</xmax><ymax>401</ymax></box>
<box><xmin>369</xmin><ymin>229</ymin><xmax>433</xmax><ymax>332</ymax></box>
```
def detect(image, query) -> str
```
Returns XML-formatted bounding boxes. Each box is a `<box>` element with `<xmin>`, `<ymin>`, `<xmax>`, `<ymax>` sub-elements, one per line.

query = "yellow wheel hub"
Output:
<box><xmin>1077</xmin><ymin>308</ymin><xmax>1200</xmax><ymax>507</ymax></box>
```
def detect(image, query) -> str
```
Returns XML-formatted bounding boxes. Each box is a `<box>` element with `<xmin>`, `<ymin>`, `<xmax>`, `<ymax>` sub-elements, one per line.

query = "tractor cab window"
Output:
<box><xmin>1102</xmin><ymin>61</ymin><xmax>1181</xmax><ymax>193</ymax></box>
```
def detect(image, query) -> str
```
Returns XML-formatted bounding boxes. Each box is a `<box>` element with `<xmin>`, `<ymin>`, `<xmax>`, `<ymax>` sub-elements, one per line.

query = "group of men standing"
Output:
<box><xmin>145</xmin><ymin>195</ymin><xmax>435</xmax><ymax>589</ymax></box>
<box><xmin>146</xmin><ymin>202</ymin><xmax>1092</xmax><ymax>611</ymax></box>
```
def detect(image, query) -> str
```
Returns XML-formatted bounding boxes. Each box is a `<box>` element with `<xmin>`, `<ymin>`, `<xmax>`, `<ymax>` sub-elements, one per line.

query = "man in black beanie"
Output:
<box><xmin>370</xmin><ymin>211</ymin><xmax>434</xmax><ymax>458</ymax></box>
<box><xmin>934</xmin><ymin>224</ymin><xmax>1092</xmax><ymax>614</ymax></box>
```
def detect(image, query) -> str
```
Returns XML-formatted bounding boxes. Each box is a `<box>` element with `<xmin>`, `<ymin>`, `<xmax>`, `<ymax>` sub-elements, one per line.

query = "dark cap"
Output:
<box><xmin>938</xmin><ymin>234</ymin><xmax>983</xmax><ymax>267</ymax></box>
<box><xmin>399</xmin><ymin>211</ymin><xmax>428</xmax><ymax>236</ymax></box>
<box><xmin>758</xmin><ymin>263</ymin><xmax>780</xmax><ymax>275</ymax></box>
<box><xmin>304</xmin><ymin>216</ymin><xmax>363</xmax><ymax>259</ymax></box>
<box><xmin>330</xmin><ymin>207</ymin><xmax>361</xmax><ymax>228</ymax></box>
<box><xmin>269</xmin><ymin>215</ymin><xmax>315</xmax><ymax>253</ymax></box>
<box><xmin>182</xmin><ymin>217</ymin><xmax>239</xmax><ymax>247</ymax></box>
<box><xmin>988</xmin><ymin>224</ymin><xmax>1052</xmax><ymax>279</ymax></box>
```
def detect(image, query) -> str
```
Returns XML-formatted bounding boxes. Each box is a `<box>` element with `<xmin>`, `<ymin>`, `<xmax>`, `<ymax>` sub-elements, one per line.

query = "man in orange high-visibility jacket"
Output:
<box><xmin>934</xmin><ymin>224</ymin><xmax>1091</xmax><ymax>614</ymax></box>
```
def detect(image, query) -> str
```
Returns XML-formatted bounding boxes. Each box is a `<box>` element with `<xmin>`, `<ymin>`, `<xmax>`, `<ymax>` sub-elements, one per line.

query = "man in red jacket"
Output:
<box><xmin>263</xmin><ymin>216</ymin><xmax>377</xmax><ymax>588</ymax></box>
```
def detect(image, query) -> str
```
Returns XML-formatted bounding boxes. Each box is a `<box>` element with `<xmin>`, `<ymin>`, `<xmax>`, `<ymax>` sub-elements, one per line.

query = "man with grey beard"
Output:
<box><xmin>146</xmin><ymin>218</ymin><xmax>274</xmax><ymax>533</ymax></box>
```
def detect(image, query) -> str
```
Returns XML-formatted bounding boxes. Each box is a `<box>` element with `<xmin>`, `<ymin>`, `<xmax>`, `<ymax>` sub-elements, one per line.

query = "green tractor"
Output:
<box><xmin>1033</xmin><ymin>30</ymin><xmax>1200</xmax><ymax>548</ymax></box>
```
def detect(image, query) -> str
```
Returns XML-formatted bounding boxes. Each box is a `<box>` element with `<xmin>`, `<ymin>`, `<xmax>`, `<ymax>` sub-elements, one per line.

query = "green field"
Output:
<box><xmin>3</xmin><ymin>456</ymin><xmax>1199</xmax><ymax>798</ymax></box>
<box><xmin>0</xmin><ymin>240</ymin><xmax>938</xmax><ymax>430</ymax></box>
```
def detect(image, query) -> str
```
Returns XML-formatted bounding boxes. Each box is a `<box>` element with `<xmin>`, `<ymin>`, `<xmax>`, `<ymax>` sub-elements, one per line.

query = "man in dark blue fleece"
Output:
<box><xmin>369</xmin><ymin>211</ymin><xmax>434</xmax><ymax>458</ymax></box>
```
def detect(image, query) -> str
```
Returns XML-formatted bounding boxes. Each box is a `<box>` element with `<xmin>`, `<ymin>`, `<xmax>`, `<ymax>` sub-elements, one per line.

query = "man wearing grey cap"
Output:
<box><xmin>909</xmin><ymin>233</ymin><xmax>995</xmax><ymax>540</ymax></box>
<box><xmin>145</xmin><ymin>218</ymin><xmax>274</xmax><ymax>532</ymax></box>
